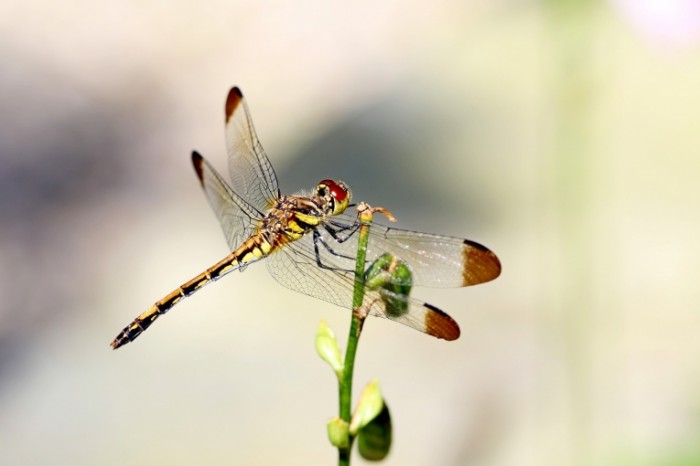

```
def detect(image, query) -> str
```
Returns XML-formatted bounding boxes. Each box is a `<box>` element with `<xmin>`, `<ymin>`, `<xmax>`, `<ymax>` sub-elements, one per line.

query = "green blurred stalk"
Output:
<box><xmin>544</xmin><ymin>2</ymin><xmax>600</xmax><ymax>465</ymax></box>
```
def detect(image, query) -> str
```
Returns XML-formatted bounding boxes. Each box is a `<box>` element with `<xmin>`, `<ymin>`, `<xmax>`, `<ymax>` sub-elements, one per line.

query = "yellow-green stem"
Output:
<box><xmin>338</xmin><ymin>206</ymin><xmax>374</xmax><ymax>466</ymax></box>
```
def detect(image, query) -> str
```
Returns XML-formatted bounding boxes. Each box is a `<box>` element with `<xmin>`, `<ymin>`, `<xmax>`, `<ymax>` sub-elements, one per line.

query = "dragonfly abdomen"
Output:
<box><xmin>110</xmin><ymin>233</ymin><xmax>279</xmax><ymax>349</ymax></box>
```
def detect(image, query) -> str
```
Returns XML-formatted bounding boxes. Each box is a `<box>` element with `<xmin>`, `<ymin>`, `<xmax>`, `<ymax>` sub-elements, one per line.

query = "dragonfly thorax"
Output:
<box><xmin>314</xmin><ymin>179</ymin><xmax>351</xmax><ymax>216</ymax></box>
<box><xmin>256</xmin><ymin>193</ymin><xmax>333</xmax><ymax>244</ymax></box>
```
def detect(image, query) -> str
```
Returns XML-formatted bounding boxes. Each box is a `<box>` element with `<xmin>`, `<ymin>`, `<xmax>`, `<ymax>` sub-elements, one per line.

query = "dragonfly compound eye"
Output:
<box><xmin>318</xmin><ymin>179</ymin><xmax>351</xmax><ymax>215</ymax></box>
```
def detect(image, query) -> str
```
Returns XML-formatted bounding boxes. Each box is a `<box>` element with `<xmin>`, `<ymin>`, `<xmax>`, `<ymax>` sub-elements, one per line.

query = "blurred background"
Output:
<box><xmin>1</xmin><ymin>1</ymin><xmax>699</xmax><ymax>465</ymax></box>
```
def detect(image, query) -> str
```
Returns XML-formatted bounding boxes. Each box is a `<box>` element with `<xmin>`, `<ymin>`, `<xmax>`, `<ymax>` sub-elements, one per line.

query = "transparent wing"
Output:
<box><xmin>191</xmin><ymin>151</ymin><xmax>262</xmax><ymax>250</ymax></box>
<box><xmin>366</xmin><ymin>225</ymin><xmax>501</xmax><ymax>287</ymax></box>
<box><xmin>324</xmin><ymin>212</ymin><xmax>502</xmax><ymax>288</ymax></box>
<box><xmin>266</xmin><ymin>225</ymin><xmax>462</xmax><ymax>340</ymax></box>
<box><xmin>224</xmin><ymin>87</ymin><xmax>279</xmax><ymax>211</ymax></box>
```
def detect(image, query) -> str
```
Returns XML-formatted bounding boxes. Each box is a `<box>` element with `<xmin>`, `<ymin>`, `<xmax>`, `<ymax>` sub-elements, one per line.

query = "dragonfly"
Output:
<box><xmin>111</xmin><ymin>87</ymin><xmax>501</xmax><ymax>349</ymax></box>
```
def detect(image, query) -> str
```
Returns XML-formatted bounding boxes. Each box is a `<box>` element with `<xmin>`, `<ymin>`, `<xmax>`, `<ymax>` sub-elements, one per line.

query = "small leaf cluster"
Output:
<box><xmin>316</xmin><ymin>322</ymin><xmax>392</xmax><ymax>462</ymax></box>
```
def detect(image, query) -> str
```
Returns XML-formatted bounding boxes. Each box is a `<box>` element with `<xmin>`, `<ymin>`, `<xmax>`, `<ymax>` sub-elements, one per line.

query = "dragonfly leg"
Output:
<box><xmin>312</xmin><ymin>229</ymin><xmax>355</xmax><ymax>269</ymax></box>
<box><xmin>323</xmin><ymin>220</ymin><xmax>361</xmax><ymax>243</ymax></box>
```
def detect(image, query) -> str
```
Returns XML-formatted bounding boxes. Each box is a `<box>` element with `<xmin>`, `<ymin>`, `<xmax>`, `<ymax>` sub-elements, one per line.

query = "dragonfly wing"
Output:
<box><xmin>192</xmin><ymin>151</ymin><xmax>262</xmax><ymax>250</ymax></box>
<box><xmin>266</xmin><ymin>229</ymin><xmax>461</xmax><ymax>340</ymax></box>
<box><xmin>368</xmin><ymin>226</ymin><xmax>501</xmax><ymax>287</ymax></box>
<box><xmin>224</xmin><ymin>87</ymin><xmax>280</xmax><ymax>211</ymax></box>
<box><xmin>329</xmin><ymin>212</ymin><xmax>501</xmax><ymax>288</ymax></box>
<box><xmin>367</xmin><ymin>296</ymin><xmax>460</xmax><ymax>341</ymax></box>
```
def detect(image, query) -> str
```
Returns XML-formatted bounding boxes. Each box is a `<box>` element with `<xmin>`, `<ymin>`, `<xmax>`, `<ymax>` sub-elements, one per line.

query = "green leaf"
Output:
<box><xmin>315</xmin><ymin>320</ymin><xmax>343</xmax><ymax>377</ymax></box>
<box><xmin>349</xmin><ymin>379</ymin><xmax>384</xmax><ymax>435</ymax></box>
<box><xmin>326</xmin><ymin>417</ymin><xmax>350</xmax><ymax>449</ymax></box>
<box><xmin>358</xmin><ymin>403</ymin><xmax>392</xmax><ymax>461</ymax></box>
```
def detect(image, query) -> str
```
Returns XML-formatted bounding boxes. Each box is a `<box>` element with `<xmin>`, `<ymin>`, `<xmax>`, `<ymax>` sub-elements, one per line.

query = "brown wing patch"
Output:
<box><xmin>424</xmin><ymin>304</ymin><xmax>461</xmax><ymax>341</ymax></box>
<box><xmin>191</xmin><ymin>151</ymin><xmax>205</xmax><ymax>187</ymax></box>
<box><xmin>225</xmin><ymin>86</ymin><xmax>243</xmax><ymax>123</ymax></box>
<box><xmin>462</xmin><ymin>239</ymin><xmax>501</xmax><ymax>286</ymax></box>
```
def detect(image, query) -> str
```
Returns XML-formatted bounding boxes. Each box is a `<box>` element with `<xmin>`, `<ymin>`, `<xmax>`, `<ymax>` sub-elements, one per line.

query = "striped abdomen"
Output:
<box><xmin>110</xmin><ymin>234</ymin><xmax>279</xmax><ymax>349</ymax></box>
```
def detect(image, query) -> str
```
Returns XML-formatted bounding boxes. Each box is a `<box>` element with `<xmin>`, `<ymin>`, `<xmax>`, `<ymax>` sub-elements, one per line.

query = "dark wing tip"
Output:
<box><xmin>462</xmin><ymin>239</ymin><xmax>502</xmax><ymax>286</ymax></box>
<box><xmin>424</xmin><ymin>303</ymin><xmax>461</xmax><ymax>341</ymax></box>
<box><xmin>191</xmin><ymin>151</ymin><xmax>205</xmax><ymax>187</ymax></box>
<box><xmin>225</xmin><ymin>86</ymin><xmax>243</xmax><ymax>123</ymax></box>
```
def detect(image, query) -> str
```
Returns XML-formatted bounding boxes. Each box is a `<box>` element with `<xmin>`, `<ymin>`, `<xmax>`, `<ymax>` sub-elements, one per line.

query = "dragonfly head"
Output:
<box><xmin>315</xmin><ymin>179</ymin><xmax>351</xmax><ymax>216</ymax></box>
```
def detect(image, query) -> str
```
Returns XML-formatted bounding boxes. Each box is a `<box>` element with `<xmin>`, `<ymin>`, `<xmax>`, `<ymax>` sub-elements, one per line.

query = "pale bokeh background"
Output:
<box><xmin>1</xmin><ymin>1</ymin><xmax>699</xmax><ymax>465</ymax></box>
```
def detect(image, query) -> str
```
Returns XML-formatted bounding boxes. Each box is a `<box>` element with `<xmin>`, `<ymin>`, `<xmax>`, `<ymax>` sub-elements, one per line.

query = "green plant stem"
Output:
<box><xmin>337</xmin><ymin>206</ymin><xmax>374</xmax><ymax>466</ymax></box>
